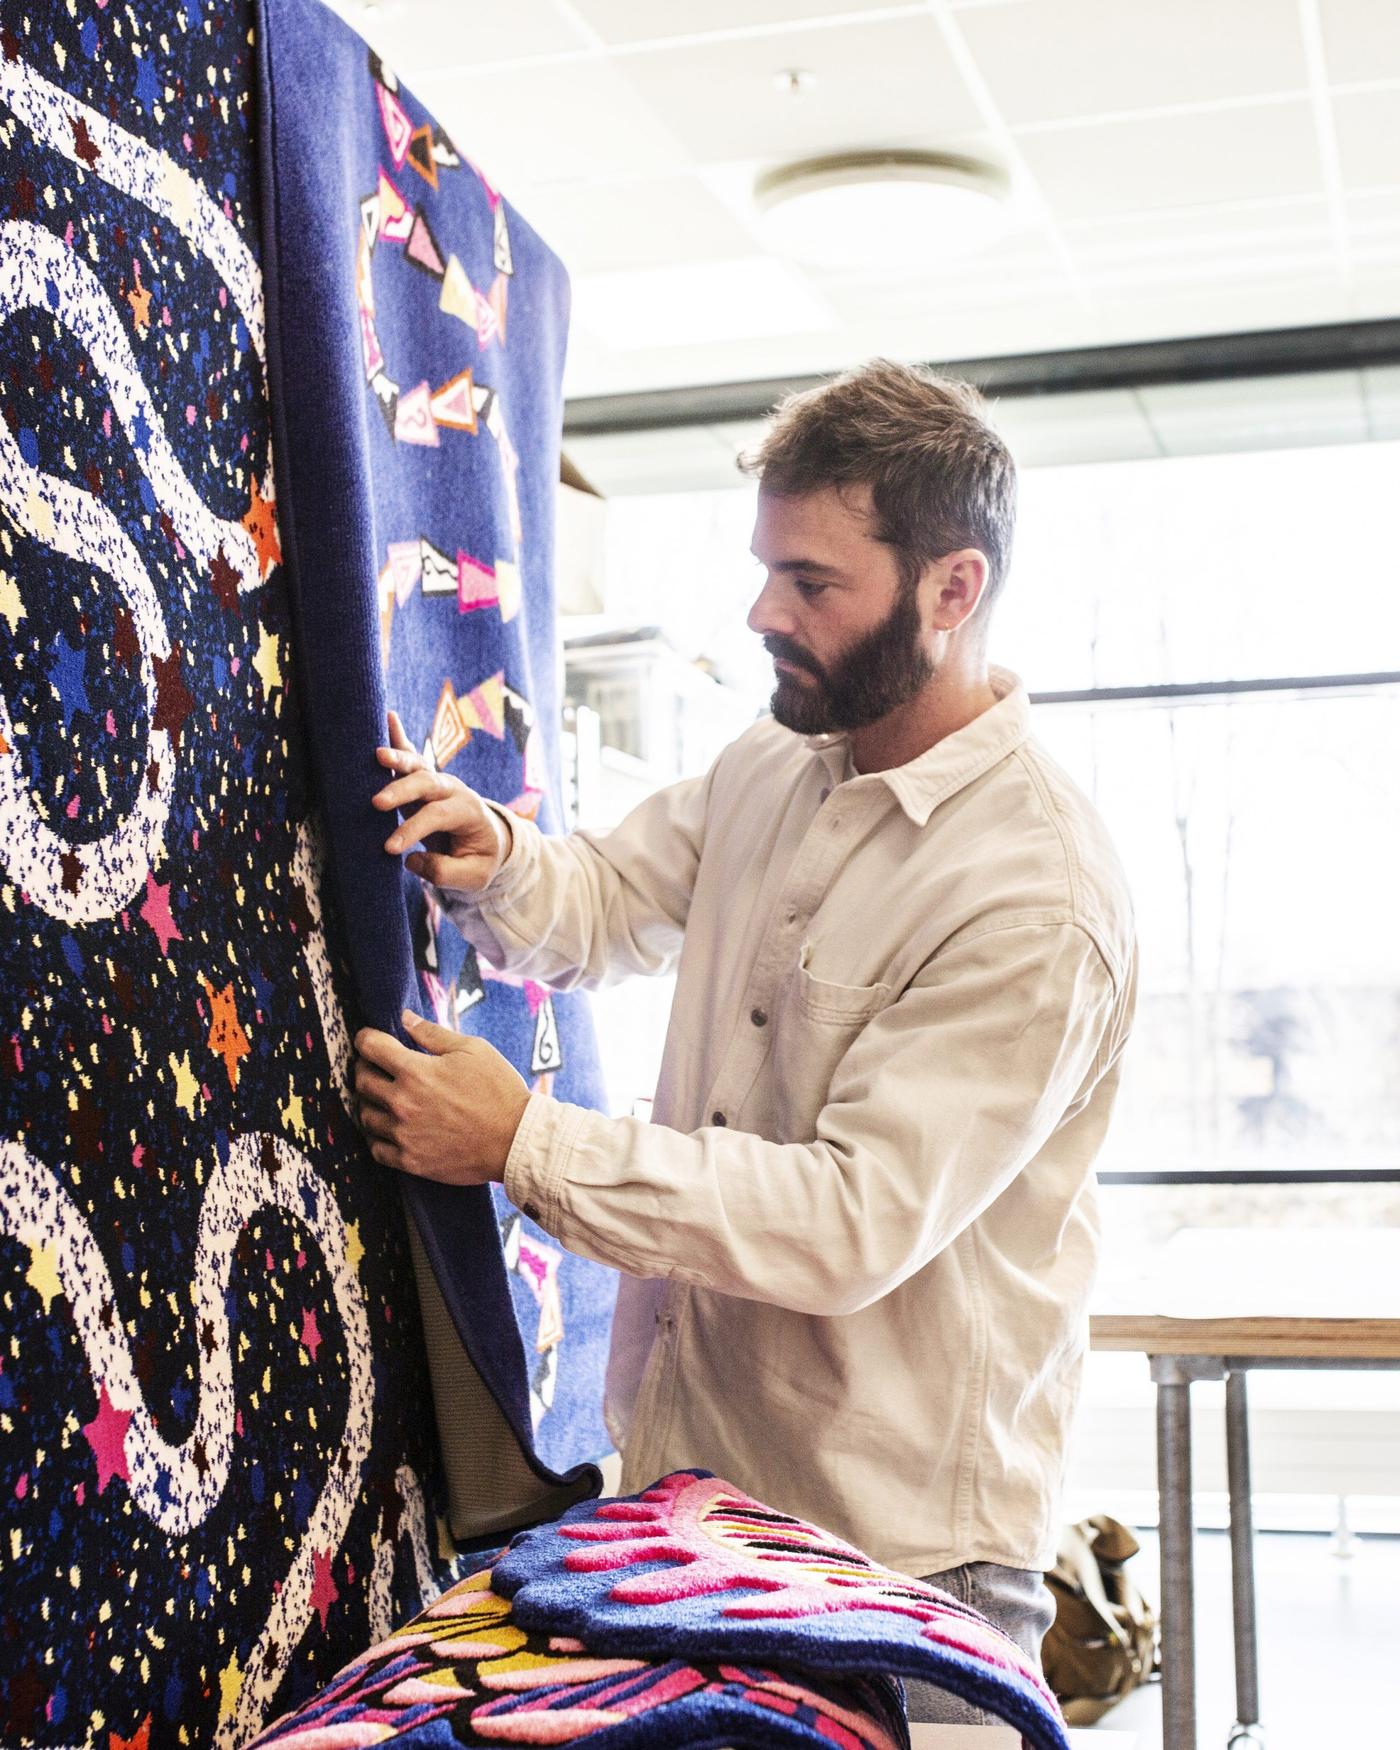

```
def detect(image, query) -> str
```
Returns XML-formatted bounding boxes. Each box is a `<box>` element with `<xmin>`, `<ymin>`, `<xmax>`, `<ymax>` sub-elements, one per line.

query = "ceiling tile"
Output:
<box><xmin>1319</xmin><ymin>0</ymin><xmax>1400</xmax><ymax>85</ymax></box>
<box><xmin>1088</xmin><ymin>275</ymin><xmax>1351</xmax><ymax>344</ymax></box>
<box><xmin>1347</xmin><ymin>189</ymin><xmax>1400</xmax><ymax>261</ymax></box>
<box><xmin>409</xmin><ymin>58</ymin><xmax>691</xmax><ymax>189</ymax></box>
<box><xmin>1360</xmin><ymin>366</ymin><xmax>1400</xmax><ymax>438</ymax></box>
<box><xmin>960</xmin><ymin>0</ymin><xmax>1307</xmax><ymax>128</ymax></box>
<box><xmin>1067</xmin><ymin>202</ymin><xmax>1336</xmax><ymax>300</ymax></box>
<box><xmin>1016</xmin><ymin>101</ymin><xmax>1325</xmax><ymax>223</ymax></box>
<box><xmin>1331</xmin><ymin>87</ymin><xmax>1400</xmax><ymax>191</ymax></box>
<box><xmin>1137</xmin><ymin>370</ymin><xmax>1368</xmax><ymax>455</ymax></box>
<box><xmin>987</xmin><ymin>390</ymin><xmax>1162</xmax><ymax>466</ymax></box>
<box><xmin>820</xmin><ymin>236</ymin><xmax>1074</xmax><ymax>323</ymax></box>
<box><xmin>564</xmin><ymin>426</ymin><xmax>749</xmax><ymax>494</ymax></box>
<box><xmin>617</xmin><ymin>15</ymin><xmax>984</xmax><ymax>165</ymax></box>
<box><xmin>511</xmin><ymin>177</ymin><xmax>760</xmax><ymax>275</ymax></box>
<box><xmin>569</xmin><ymin>0</ymin><xmax>913</xmax><ymax>46</ymax></box>
<box><xmin>573</xmin><ymin>257</ymin><xmax>837</xmax><ymax>349</ymax></box>
<box><xmin>325</xmin><ymin>0</ymin><xmax>590</xmax><ymax>73</ymax></box>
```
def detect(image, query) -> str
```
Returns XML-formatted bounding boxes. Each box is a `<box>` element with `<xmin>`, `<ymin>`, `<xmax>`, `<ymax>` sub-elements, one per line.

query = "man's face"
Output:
<box><xmin>747</xmin><ymin>483</ymin><xmax>934</xmax><ymax>735</ymax></box>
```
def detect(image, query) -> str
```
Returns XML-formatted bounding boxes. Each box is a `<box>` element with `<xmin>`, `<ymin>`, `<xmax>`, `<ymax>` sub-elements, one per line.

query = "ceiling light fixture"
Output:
<box><xmin>754</xmin><ymin>150</ymin><xmax>1011</xmax><ymax>272</ymax></box>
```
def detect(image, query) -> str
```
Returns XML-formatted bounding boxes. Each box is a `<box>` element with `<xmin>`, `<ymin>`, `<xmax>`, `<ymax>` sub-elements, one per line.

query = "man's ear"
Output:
<box><xmin>932</xmin><ymin>548</ymin><xmax>990</xmax><ymax>631</ymax></box>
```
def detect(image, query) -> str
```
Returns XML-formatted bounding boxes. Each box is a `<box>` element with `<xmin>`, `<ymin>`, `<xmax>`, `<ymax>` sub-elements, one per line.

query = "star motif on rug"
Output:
<box><xmin>201</xmin><ymin>977</ymin><xmax>250</xmax><ymax>1089</ymax></box>
<box><xmin>252</xmin><ymin>622</ymin><xmax>282</xmax><ymax>698</ymax></box>
<box><xmin>241</xmin><ymin>473</ymin><xmax>282</xmax><ymax>578</ymax></box>
<box><xmin>309</xmin><ymin>1547</ymin><xmax>340</xmax><ymax>1631</ymax></box>
<box><xmin>126</xmin><ymin>260</ymin><xmax>152</xmax><ymax>336</ymax></box>
<box><xmin>152</xmin><ymin>645</ymin><xmax>195</xmax><ymax>745</ymax></box>
<box><xmin>139</xmin><ymin>870</ymin><xmax>182</xmax><ymax>956</ymax></box>
<box><xmin>81</xmin><ymin>1383</ymin><xmax>133</xmax><ymax>1495</ymax></box>
<box><xmin>209</xmin><ymin>545</ymin><xmax>240</xmax><ymax>612</ymax></box>
<box><xmin>24</xmin><ymin>1235</ymin><xmax>63</xmax><ymax>1314</ymax></box>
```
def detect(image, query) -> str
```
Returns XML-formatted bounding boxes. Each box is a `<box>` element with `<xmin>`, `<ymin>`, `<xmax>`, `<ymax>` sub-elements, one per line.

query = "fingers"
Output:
<box><xmin>358</xmin><ymin>1102</ymin><xmax>397</xmax><ymax>1142</ymax></box>
<box><xmin>401</xmin><ymin>1009</ymin><xmax>474</xmax><ymax>1055</ymax></box>
<box><xmin>368</xmin><ymin>1139</ymin><xmax>402</xmax><ymax>1171</ymax></box>
<box><xmin>387</xmin><ymin>709</ymin><xmax>414</xmax><ymax>752</ymax></box>
<box><xmin>353</xmin><ymin>1059</ymin><xmax>397</xmax><ymax>1105</ymax></box>
<box><xmin>384</xmin><ymin>797</ymin><xmax>478</xmax><ymax>854</ymax></box>
<box><xmin>404</xmin><ymin>849</ymin><xmax>480</xmax><ymax>888</ymax></box>
<box><xmin>354</xmin><ymin>1027</ymin><xmax>415</xmax><ymax>1074</ymax></box>
<box><xmin>372</xmin><ymin>769</ymin><xmax>458</xmax><ymax>813</ymax></box>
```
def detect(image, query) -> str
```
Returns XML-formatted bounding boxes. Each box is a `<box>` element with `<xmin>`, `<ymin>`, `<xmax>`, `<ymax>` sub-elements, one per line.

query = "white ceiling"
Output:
<box><xmin>329</xmin><ymin>0</ymin><xmax>1400</xmax><ymax>410</ymax></box>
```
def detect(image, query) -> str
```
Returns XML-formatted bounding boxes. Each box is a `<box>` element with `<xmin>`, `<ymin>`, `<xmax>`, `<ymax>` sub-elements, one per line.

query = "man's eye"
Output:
<box><xmin>795</xmin><ymin>580</ymin><xmax>828</xmax><ymax>600</ymax></box>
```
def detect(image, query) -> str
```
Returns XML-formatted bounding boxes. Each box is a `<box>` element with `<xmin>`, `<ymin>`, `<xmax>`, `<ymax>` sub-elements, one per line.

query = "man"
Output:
<box><xmin>354</xmin><ymin>360</ymin><xmax>1136</xmax><ymax>1724</ymax></box>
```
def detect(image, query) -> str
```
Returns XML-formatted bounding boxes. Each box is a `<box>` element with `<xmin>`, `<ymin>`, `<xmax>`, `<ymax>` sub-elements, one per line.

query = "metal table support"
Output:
<box><xmin>1224</xmin><ymin>1369</ymin><xmax>1263</xmax><ymax>1748</ymax></box>
<box><xmin>1148</xmin><ymin>1353</ymin><xmax>1400</xmax><ymax>1750</ymax></box>
<box><xmin>1151</xmin><ymin>1354</ymin><xmax>1224</xmax><ymax>1750</ymax></box>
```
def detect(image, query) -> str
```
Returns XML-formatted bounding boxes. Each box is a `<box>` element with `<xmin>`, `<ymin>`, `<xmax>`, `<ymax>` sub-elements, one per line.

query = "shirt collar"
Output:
<box><xmin>806</xmin><ymin>665</ymin><xmax>1031</xmax><ymax>826</ymax></box>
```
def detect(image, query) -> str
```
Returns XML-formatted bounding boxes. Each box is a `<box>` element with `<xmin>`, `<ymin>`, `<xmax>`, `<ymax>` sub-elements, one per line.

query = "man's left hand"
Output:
<box><xmin>353</xmin><ymin>1010</ymin><xmax>530</xmax><ymax>1186</ymax></box>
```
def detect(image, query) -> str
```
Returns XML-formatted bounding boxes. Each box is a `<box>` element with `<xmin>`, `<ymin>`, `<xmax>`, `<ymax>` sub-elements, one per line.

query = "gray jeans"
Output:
<box><xmin>902</xmin><ymin>1561</ymin><xmax>1056</xmax><ymax>1727</ymax></box>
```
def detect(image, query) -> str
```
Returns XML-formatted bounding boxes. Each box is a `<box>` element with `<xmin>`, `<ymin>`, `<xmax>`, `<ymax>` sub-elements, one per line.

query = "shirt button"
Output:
<box><xmin>750</xmin><ymin>1007</ymin><xmax>768</xmax><ymax>1027</ymax></box>
<box><xmin>523</xmin><ymin>1201</ymin><xmax>541</xmax><ymax>1222</ymax></box>
<box><xmin>786</xmin><ymin>911</ymin><xmax>797</xmax><ymax>926</ymax></box>
<box><xmin>711</xmin><ymin>1111</ymin><xmax>727</xmax><ymax>1126</ymax></box>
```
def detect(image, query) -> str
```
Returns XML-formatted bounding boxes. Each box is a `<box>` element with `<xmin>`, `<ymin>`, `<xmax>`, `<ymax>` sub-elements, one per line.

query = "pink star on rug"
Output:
<box><xmin>300</xmin><ymin>1307</ymin><xmax>322</xmax><ymax>1362</ymax></box>
<box><xmin>82</xmin><ymin>1384</ymin><xmax>133</xmax><ymax>1495</ymax></box>
<box><xmin>309</xmin><ymin>1547</ymin><xmax>339</xmax><ymax>1631</ymax></box>
<box><xmin>138</xmin><ymin>871</ymin><xmax>182</xmax><ymax>956</ymax></box>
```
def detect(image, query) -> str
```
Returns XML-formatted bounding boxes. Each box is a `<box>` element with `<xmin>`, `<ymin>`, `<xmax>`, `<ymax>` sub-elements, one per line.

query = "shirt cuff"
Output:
<box><xmin>503</xmin><ymin>1092</ymin><xmax>588</xmax><ymax>1232</ymax></box>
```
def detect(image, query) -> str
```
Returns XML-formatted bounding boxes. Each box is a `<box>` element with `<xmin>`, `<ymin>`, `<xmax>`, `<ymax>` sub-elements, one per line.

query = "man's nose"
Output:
<box><xmin>747</xmin><ymin>575</ymin><xmax>792</xmax><ymax>638</ymax></box>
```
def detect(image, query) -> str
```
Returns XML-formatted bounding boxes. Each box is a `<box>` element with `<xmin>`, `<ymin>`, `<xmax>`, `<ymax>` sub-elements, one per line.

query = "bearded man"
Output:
<box><xmin>353</xmin><ymin>359</ymin><xmax>1138</xmax><ymax>1724</ymax></box>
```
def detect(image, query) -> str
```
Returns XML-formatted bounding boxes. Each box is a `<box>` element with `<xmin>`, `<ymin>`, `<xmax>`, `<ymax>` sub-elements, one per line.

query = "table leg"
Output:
<box><xmin>1152</xmin><ymin>1354</ymin><xmax>1222</xmax><ymax>1750</ymax></box>
<box><xmin>1225</xmin><ymin>1368</ymin><xmax>1264</xmax><ymax>1747</ymax></box>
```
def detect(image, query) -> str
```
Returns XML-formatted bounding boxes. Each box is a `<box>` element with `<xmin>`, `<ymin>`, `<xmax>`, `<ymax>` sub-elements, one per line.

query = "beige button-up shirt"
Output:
<box><xmin>443</xmin><ymin>668</ymin><xmax>1136</xmax><ymax>1576</ymax></box>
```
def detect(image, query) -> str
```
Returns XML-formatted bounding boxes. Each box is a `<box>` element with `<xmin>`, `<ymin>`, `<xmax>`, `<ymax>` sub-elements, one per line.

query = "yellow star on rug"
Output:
<box><xmin>252</xmin><ymin>622</ymin><xmax>282</xmax><ymax>698</ymax></box>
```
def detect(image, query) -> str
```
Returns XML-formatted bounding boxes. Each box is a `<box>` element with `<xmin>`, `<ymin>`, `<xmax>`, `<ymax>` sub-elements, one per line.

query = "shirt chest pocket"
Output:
<box><xmin>768</xmin><ymin>947</ymin><xmax>893</xmax><ymax>1137</ymax></box>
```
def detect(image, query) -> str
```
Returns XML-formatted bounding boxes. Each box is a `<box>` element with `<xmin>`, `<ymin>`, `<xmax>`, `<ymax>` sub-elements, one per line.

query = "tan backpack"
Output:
<box><xmin>1042</xmin><ymin>1515</ymin><xmax>1160</xmax><ymax>1725</ymax></box>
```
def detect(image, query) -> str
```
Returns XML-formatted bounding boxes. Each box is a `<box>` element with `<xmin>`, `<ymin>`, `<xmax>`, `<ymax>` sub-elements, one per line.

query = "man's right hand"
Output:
<box><xmin>373</xmin><ymin>711</ymin><xmax>510</xmax><ymax>893</ymax></box>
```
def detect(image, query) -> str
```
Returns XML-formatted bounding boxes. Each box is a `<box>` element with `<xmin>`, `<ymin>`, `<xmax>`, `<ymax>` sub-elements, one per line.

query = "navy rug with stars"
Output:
<box><xmin>0</xmin><ymin>3</ymin><xmax>570</xmax><ymax>1745</ymax></box>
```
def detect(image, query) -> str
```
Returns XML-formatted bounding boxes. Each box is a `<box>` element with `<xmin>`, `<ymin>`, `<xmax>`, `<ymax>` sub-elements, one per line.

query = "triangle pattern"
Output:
<box><xmin>456</xmin><ymin>553</ymin><xmax>497</xmax><ymax>612</ymax></box>
<box><xmin>420</xmin><ymin>539</ymin><xmax>457</xmax><ymax>595</ymax></box>
<box><xmin>493</xmin><ymin>202</ymin><xmax>513</xmax><ymax>276</ymax></box>
<box><xmin>430</xmin><ymin>679</ymin><xmax>470</xmax><ymax>768</ymax></box>
<box><xmin>430</xmin><ymin>368</ymin><xmax>479</xmax><ymax>434</ymax></box>
<box><xmin>405</xmin><ymin>210</ymin><xmax>447</xmax><ymax>281</ymax></box>
<box><xmin>439</xmin><ymin>254</ymin><xmax>476</xmax><ymax>325</ymax></box>
<box><xmin>377</xmin><ymin>170</ymin><xmax>413</xmax><ymax>243</ymax></box>
<box><xmin>406</xmin><ymin>123</ymin><xmax>439</xmax><ymax>189</ymax></box>
<box><xmin>376</xmin><ymin>83</ymin><xmax>413</xmax><ymax>167</ymax></box>
<box><xmin>359</xmin><ymin>191</ymin><xmax>381</xmax><ymax>249</ymax></box>
<box><xmin>394</xmin><ymin>381</ymin><xmax>439</xmax><ymax>448</ymax></box>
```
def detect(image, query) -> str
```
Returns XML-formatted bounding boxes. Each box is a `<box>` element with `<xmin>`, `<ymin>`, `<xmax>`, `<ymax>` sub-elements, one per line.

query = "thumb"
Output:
<box><xmin>401</xmin><ymin>1008</ymin><xmax>473</xmax><ymax>1055</ymax></box>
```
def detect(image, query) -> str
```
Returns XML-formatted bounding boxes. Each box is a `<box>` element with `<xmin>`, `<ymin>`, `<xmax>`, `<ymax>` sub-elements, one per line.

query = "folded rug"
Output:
<box><xmin>254</xmin><ymin>0</ymin><xmax>617</xmax><ymax>1527</ymax></box>
<box><xmin>251</xmin><ymin>1472</ymin><xmax>1071</xmax><ymax>1750</ymax></box>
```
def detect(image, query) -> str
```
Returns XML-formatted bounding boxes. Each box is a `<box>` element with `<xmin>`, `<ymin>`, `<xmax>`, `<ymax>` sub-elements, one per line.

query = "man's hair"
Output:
<box><xmin>739</xmin><ymin>359</ymin><xmax>1017</xmax><ymax>613</ymax></box>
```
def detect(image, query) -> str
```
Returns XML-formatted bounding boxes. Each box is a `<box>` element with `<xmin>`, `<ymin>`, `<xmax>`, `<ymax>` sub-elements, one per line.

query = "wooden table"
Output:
<box><xmin>1090</xmin><ymin>1229</ymin><xmax>1400</xmax><ymax>1750</ymax></box>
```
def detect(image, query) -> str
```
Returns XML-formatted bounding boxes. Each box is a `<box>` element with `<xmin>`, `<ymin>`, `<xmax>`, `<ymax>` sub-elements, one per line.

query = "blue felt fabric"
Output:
<box><xmin>253</xmin><ymin>0</ymin><xmax>615</xmax><ymax>1478</ymax></box>
<box><xmin>0</xmin><ymin>3</ymin><xmax>467</xmax><ymax>1742</ymax></box>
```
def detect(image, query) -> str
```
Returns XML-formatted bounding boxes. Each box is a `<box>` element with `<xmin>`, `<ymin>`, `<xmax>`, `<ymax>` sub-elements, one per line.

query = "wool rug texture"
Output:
<box><xmin>0</xmin><ymin>1</ymin><xmax>613</xmax><ymax>1744</ymax></box>
<box><xmin>252</xmin><ymin>1471</ymin><xmax>1073</xmax><ymax>1750</ymax></box>
<box><xmin>253</xmin><ymin>0</ymin><xmax>616</xmax><ymax>1493</ymax></box>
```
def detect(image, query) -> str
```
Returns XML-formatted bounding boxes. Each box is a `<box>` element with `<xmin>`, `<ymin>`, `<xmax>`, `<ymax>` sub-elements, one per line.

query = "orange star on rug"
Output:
<box><xmin>126</xmin><ymin>261</ymin><xmax>152</xmax><ymax>336</ymax></box>
<box><xmin>201</xmin><ymin>976</ymin><xmax>251</xmax><ymax>1090</ymax></box>
<box><xmin>241</xmin><ymin>472</ymin><xmax>282</xmax><ymax>578</ymax></box>
<box><xmin>110</xmin><ymin>1715</ymin><xmax>152</xmax><ymax>1750</ymax></box>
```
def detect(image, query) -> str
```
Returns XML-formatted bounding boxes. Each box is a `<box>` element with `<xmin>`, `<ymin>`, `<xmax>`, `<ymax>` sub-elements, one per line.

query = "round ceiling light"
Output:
<box><xmin>754</xmin><ymin>150</ymin><xmax>1011</xmax><ymax>271</ymax></box>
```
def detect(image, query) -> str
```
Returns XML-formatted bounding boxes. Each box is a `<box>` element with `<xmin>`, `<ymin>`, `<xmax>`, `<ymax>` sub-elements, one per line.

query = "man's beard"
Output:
<box><xmin>765</xmin><ymin>587</ymin><xmax>934</xmax><ymax>735</ymax></box>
